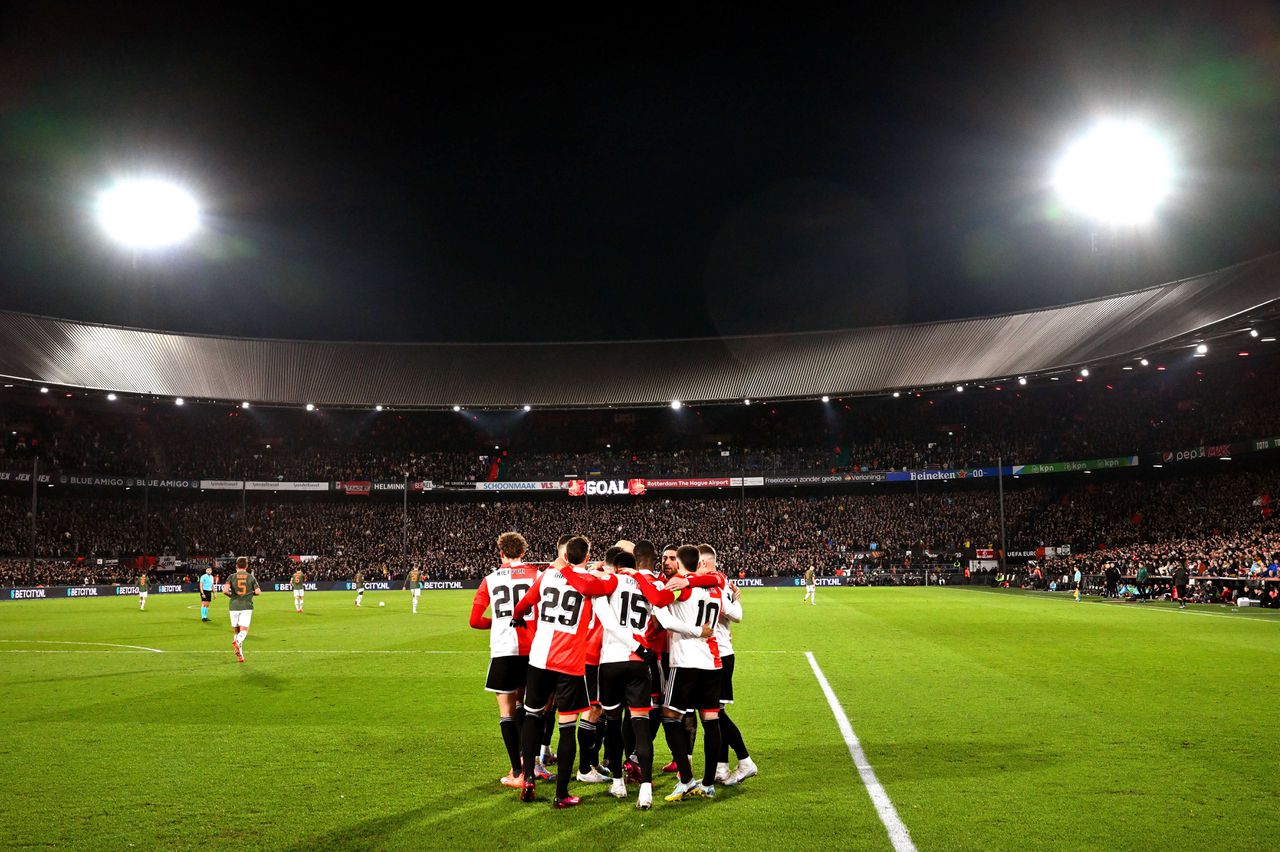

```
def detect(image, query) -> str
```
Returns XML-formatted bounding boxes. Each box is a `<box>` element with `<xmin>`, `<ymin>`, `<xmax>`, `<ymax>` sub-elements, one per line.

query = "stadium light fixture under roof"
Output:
<box><xmin>452</xmin><ymin>405</ymin><xmax>461</xmax><ymax>412</ymax></box>
<box><xmin>96</xmin><ymin>177</ymin><xmax>200</xmax><ymax>249</ymax></box>
<box><xmin>1080</xmin><ymin>368</ymin><xmax>1089</xmax><ymax>377</ymax></box>
<box><xmin>1052</xmin><ymin>120</ymin><xmax>1173</xmax><ymax>224</ymax></box>
<box><xmin>240</xmin><ymin>401</ymin><xmax>250</xmax><ymax>409</ymax></box>
<box><xmin>523</xmin><ymin>404</ymin><xmax>531</xmax><ymax>411</ymax></box>
<box><xmin>175</xmin><ymin>397</ymin><xmax>184</xmax><ymax>405</ymax></box>
<box><xmin>107</xmin><ymin>393</ymin><xmax>117</xmax><ymax>401</ymax></box>
<box><xmin>40</xmin><ymin>387</ymin><xmax>48</xmax><ymax>393</ymax></box>
<box><xmin>670</xmin><ymin>400</ymin><xmax>682</xmax><ymax>409</ymax></box>
<box><xmin>821</xmin><ymin>395</ymin><xmax>829</xmax><ymax>402</ymax></box>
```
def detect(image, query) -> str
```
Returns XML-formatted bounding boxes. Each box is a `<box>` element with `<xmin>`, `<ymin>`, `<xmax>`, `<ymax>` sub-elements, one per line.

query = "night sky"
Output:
<box><xmin>1</xmin><ymin>2</ymin><xmax>1279</xmax><ymax>342</ymax></box>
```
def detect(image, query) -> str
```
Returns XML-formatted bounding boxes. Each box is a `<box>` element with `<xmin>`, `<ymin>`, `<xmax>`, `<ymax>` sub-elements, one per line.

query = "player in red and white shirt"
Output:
<box><xmin>697</xmin><ymin>544</ymin><xmax>758</xmax><ymax>786</ymax></box>
<box><xmin>658</xmin><ymin>544</ymin><xmax>729</xmax><ymax>802</ymax></box>
<box><xmin>511</xmin><ymin>535</ymin><xmax>618</xmax><ymax>808</ymax></box>
<box><xmin>590</xmin><ymin>548</ymin><xmax>706</xmax><ymax>809</ymax></box>
<box><xmin>469</xmin><ymin>532</ymin><xmax>543</xmax><ymax>789</ymax></box>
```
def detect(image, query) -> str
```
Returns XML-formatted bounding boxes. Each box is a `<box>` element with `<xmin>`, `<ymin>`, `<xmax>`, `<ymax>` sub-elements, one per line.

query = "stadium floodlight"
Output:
<box><xmin>523</xmin><ymin>404</ymin><xmax>532</xmax><ymax>412</ymax></box>
<box><xmin>1140</xmin><ymin>358</ymin><xmax>1149</xmax><ymax>366</ymax></box>
<box><xmin>175</xmin><ymin>397</ymin><xmax>184</xmax><ymax>406</ymax></box>
<box><xmin>452</xmin><ymin>405</ymin><xmax>461</xmax><ymax>412</ymax></box>
<box><xmin>1249</xmin><ymin>329</ymin><xmax>1259</xmax><ymax>338</ymax></box>
<box><xmin>1018</xmin><ymin>377</ymin><xmax>1027</xmax><ymax>386</ymax></box>
<box><xmin>305</xmin><ymin>403</ymin><xmax>315</xmax><ymax>411</ymax></box>
<box><xmin>1080</xmin><ymin>368</ymin><xmax>1089</xmax><ymax>377</ymax></box>
<box><xmin>240</xmin><ymin>401</ymin><xmax>250</xmax><ymax>409</ymax></box>
<box><xmin>1195</xmin><ymin>344</ymin><xmax>1208</xmax><ymax>356</ymax></box>
<box><xmin>1052</xmin><ymin>120</ymin><xmax>1173</xmax><ymax>223</ymax></box>
<box><xmin>375</xmin><ymin>404</ymin><xmax>383</xmax><ymax>411</ymax></box>
<box><xmin>743</xmin><ymin>399</ymin><xmax>751</xmax><ymax>405</ymax></box>
<box><xmin>107</xmin><ymin>393</ymin><xmax>117</xmax><ymax>401</ymax></box>
<box><xmin>96</xmin><ymin>178</ymin><xmax>200</xmax><ymax>249</ymax></box>
<box><xmin>40</xmin><ymin>387</ymin><xmax>48</xmax><ymax>394</ymax></box>
<box><xmin>892</xmin><ymin>391</ymin><xmax>900</xmax><ymax>398</ymax></box>
<box><xmin>821</xmin><ymin>395</ymin><xmax>830</xmax><ymax>403</ymax></box>
<box><xmin>670</xmin><ymin>400</ymin><xmax>682</xmax><ymax>410</ymax></box>
<box><xmin>956</xmin><ymin>384</ymin><xmax>964</xmax><ymax>392</ymax></box>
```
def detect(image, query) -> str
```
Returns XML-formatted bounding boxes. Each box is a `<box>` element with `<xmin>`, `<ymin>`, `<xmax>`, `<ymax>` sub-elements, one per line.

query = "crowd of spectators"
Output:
<box><xmin>1</xmin><ymin>461</ymin><xmax>1275</xmax><ymax>587</ymax></box>
<box><xmin>2</xmin><ymin>351</ymin><xmax>1279</xmax><ymax>483</ymax></box>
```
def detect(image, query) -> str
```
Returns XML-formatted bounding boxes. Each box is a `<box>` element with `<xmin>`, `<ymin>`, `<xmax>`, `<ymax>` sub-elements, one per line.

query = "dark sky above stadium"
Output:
<box><xmin>1</xmin><ymin>2</ymin><xmax>1279</xmax><ymax>342</ymax></box>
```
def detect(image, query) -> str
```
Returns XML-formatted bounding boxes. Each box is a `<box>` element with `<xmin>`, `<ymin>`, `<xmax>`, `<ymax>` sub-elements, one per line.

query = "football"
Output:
<box><xmin>379</xmin><ymin>601</ymin><xmax>385</xmax><ymax>607</ymax></box>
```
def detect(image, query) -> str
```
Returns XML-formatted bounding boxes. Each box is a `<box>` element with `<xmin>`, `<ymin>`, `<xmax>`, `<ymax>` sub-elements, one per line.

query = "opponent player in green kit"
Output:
<box><xmin>291</xmin><ymin>567</ymin><xmax>306</xmax><ymax>613</ymax></box>
<box><xmin>137</xmin><ymin>572</ymin><xmax>149</xmax><ymax>611</ymax></box>
<box><xmin>354</xmin><ymin>571</ymin><xmax>365</xmax><ymax>607</ymax></box>
<box><xmin>405</xmin><ymin>565</ymin><xmax>423</xmax><ymax>614</ymax></box>
<box><xmin>223</xmin><ymin>556</ymin><xmax>261</xmax><ymax>663</ymax></box>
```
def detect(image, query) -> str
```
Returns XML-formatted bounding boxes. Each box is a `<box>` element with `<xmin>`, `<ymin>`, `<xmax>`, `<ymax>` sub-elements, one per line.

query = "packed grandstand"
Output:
<box><xmin>1</xmin><ymin>329</ymin><xmax>1277</xmax><ymax>602</ymax></box>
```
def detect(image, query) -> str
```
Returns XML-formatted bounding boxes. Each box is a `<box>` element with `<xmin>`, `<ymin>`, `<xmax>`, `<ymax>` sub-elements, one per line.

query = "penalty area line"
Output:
<box><xmin>805</xmin><ymin>651</ymin><xmax>915</xmax><ymax>852</ymax></box>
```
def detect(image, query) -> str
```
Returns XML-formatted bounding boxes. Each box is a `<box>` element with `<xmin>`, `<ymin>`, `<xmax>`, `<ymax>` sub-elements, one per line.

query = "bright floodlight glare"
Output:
<box><xmin>821</xmin><ymin>395</ymin><xmax>830</xmax><ymax>403</ymax></box>
<box><xmin>175</xmin><ymin>397</ymin><xmax>184</xmax><ymax>406</ymax></box>
<box><xmin>1196</xmin><ymin>343</ymin><xmax>1208</xmax><ymax>355</ymax></box>
<box><xmin>523</xmin><ymin>404</ymin><xmax>531</xmax><ymax>412</ymax></box>
<box><xmin>1053</xmin><ymin>121</ymin><xmax>1172</xmax><ymax>223</ymax></box>
<box><xmin>1018</xmin><ymin>377</ymin><xmax>1027</xmax><ymax>386</ymax></box>
<box><xmin>670</xmin><ymin>400</ymin><xmax>682</xmax><ymax>410</ymax></box>
<box><xmin>240</xmin><ymin>401</ymin><xmax>250</xmax><ymax>409</ymax></box>
<box><xmin>1140</xmin><ymin>358</ymin><xmax>1149</xmax><ymax>366</ymax></box>
<box><xmin>1080</xmin><ymin>368</ymin><xmax>1089</xmax><ymax>377</ymax></box>
<box><xmin>96</xmin><ymin>178</ymin><xmax>200</xmax><ymax>248</ymax></box>
<box><xmin>107</xmin><ymin>393</ymin><xmax>117</xmax><ymax>401</ymax></box>
<box><xmin>1249</xmin><ymin>329</ymin><xmax>1259</xmax><ymax>338</ymax></box>
<box><xmin>40</xmin><ymin>387</ymin><xmax>48</xmax><ymax>394</ymax></box>
<box><xmin>452</xmin><ymin>405</ymin><xmax>461</xmax><ymax>412</ymax></box>
<box><xmin>892</xmin><ymin>391</ymin><xmax>900</xmax><ymax>398</ymax></box>
<box><xmin>743</xmin><ymin>399</ymin><xmax>751</xmax><ymax>406</ymax></box>
<box><xmin>956</xmin><ymin>384</ymin><xmax>964</xmax><ymax>392</ymax></box>
<box><xmin>375</xmin><ymin>405</ymin><xmax>383</xmax><ymax>411</ymax></box>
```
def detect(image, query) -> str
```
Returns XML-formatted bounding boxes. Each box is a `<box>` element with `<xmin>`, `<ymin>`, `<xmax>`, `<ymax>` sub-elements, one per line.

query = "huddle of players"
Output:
<box><xmin>470</xmin><ymin>532</ymin><xmax>757</xmax><ymax>809</ymax></box>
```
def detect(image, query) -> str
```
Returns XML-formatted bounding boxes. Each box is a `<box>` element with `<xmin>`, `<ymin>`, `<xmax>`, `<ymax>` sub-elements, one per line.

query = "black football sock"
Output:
<box><xmin>684</xmin><ymin>711</ymin><xmax>698</xmax><ymax>756</ymax></box>
<box><xmin>577</xmin><ymin>720</ymin><xmax>597</xmax><ymax>773</ymax></box>
<box><xmin>631</xmin><ymin>716</ymin><xmax>654</xmax><ymax>782</ymax></box>
<box><xmin>542</xmin><ymin>710</ymin><xmax>555</xmax><ymax>750</ymax></box>
<box><xmin>500</xmin><ymin>716</ymin><xmax>522</xmax><ymax>776</ymax></box>
<box><xmin>520</xmin><ymin>711</ymin><xmax>543</xmax><ymax>784</ymax></box>
<box><xmin>700</xmin><ymin>717</ymin><xmax>722</xmax><ymax>787</ymax></box>
<box><xmin>661</xmin><ymin>716</ymin><xmax>693</xmax><ymax>784</ymax></box>
<box><xmin>602</xmin><ymin>713</ymin><xmax>624</xmax><ymax>776</ymax></box>
<box><xmin>621</xmin><ymin>707</ymin><xmax>636</xmax><ymax>759</ymax></box>
<box><xmin>719</xmin><ymin>708</ymin><xmax>749</xmax><ymax>761</ymax></box>
<box><xmin>557</xmin><ymin>720</ymin><xmax>577</xmax><ymax>798</ymax></box>
<box><xmin>514</xmin><ymin>701</ymin><xmax>525</xmax><ymax>727</ymax></box>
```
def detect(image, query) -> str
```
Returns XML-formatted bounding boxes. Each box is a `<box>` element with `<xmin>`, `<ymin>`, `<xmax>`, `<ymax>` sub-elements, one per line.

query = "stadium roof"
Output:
<box><xmin>2</xmin><ymin>254</ymin><xmax>1279</xmax><ymax>409</ymax></box>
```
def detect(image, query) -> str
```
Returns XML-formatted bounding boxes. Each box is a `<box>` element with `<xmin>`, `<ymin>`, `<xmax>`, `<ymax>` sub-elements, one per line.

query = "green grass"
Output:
<box><xmin>0</xmin><ymin>587</ymin><xmax>1277</xmax><ymax>850</ymax></box>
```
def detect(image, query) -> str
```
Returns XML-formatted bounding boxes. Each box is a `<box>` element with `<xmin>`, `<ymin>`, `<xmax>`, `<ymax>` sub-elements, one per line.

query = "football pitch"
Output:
<box><xmin>1</xmin><ymin>587</ymin><xmax>1277</xmax><ymax>851</ymax></box>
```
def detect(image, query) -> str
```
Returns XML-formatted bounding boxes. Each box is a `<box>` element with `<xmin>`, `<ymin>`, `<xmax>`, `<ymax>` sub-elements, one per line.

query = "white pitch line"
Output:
<box><xmin>806</xmin><ymin>651</ymin><xmax>915</xmax><ymax>852</ymax></box>
<box><xmin>0</xmin><ymin>639</ymin><xmax>163</xmax><ymax>653</ymax></box>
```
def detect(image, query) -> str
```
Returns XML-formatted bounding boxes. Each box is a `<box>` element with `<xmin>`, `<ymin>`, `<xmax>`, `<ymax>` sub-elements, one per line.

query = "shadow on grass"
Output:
<box><xmin>869</xmin><ymin>737</ymin><xmax>1063</xmax><ymax>783</ymax></box>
